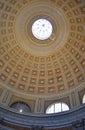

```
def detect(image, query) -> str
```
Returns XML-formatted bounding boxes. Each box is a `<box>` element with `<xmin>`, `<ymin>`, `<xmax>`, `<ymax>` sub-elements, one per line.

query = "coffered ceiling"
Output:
<box><xmin>0</xmin><ymin>0</ymin><xmax>85</xmax><ymax>97</ymax></box>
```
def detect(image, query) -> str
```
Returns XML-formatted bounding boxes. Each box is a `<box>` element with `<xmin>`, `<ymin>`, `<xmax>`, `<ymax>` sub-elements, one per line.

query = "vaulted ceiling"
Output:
<box><xmin>0</xmin><ymin>0</ymin><xmax>85</xmax><ymax>98</ymax></box>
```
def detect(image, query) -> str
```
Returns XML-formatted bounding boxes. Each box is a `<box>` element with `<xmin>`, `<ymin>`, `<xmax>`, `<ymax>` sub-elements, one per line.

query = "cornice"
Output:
<box><xmin>0</xmin><ymin>104</ymin><xmax>85</xmax><ymax>128</ymax></box>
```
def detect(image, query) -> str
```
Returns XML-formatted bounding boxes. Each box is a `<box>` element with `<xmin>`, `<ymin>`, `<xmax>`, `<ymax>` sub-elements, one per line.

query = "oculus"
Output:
<box><xmin>32</xmin><ymin>19</ymin><xmax>53</xmax><ymax>40</ymax></box>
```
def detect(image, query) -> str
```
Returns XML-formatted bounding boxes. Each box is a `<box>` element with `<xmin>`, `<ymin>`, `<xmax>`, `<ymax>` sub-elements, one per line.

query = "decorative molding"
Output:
<box><xmin>0</xmin><ymin>104</ymin><xmax>85</xmax><ymax>128</ymax></box>
<box><xmin>31</xmin><ymin>126</ymin><xmax>43</xmax><ymax>130</ymax></box>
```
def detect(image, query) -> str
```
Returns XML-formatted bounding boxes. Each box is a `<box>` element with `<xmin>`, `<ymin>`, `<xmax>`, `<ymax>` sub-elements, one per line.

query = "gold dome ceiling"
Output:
<box><xmin>0</xmin><ymin>0</ymin><xmax>85</xmax><ymax>98</ymax></box>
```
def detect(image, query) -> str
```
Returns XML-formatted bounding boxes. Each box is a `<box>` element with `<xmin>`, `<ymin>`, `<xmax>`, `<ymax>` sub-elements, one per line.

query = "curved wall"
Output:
<box><xmin>0</xmin><ymin>82</ymin><xmax>85</xmax><ymax>113</ymax></box>
<box><xmin>0</xmin><ymin>103</ymin><xmax>85</xmax><ymax>129</ymax></box>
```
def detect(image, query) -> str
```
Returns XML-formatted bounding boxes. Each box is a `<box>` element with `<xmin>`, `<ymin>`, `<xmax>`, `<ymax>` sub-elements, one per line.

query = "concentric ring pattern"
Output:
<box><xmin>0</xmin><ymin>0</ymin><xmax>85</xmax><ymax>97</ymax></box>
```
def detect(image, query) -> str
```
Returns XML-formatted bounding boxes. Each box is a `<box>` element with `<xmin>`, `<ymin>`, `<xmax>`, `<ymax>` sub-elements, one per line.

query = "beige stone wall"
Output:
<box><xmin>0</xmin><ymin>82</ymin><xmax>85</xmax><ymax>113</ymax></box>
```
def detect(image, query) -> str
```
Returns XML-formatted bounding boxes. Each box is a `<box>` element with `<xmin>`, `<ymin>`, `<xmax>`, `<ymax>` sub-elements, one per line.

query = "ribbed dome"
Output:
<box><xmin>0</xmin><ymin>0</ymin><xmax>85</xmax><ymax>99</ymax></box>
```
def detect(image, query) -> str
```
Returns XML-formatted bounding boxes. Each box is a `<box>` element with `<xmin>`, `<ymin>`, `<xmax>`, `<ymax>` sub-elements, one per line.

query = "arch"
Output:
<box><xmin>46</xmin><ymin>102</ymin><xmax>69</xmax><ymax>114</ymax></box>
<box><xmin>10</xmin><ymin>101</ymin><xmax>31</xmax><ymax>113</ymax></box>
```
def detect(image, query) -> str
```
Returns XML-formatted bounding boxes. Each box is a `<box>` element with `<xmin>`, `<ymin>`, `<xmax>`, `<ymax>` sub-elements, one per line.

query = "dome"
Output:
<box><xmin>0</xmin><ymin>0</ymin><xmax>85</xmax><ymax>129</ymax></box>
<box><xmin>0</xmin><ymin>0</ymin><xmax>85</xmax><ymax>114</ymax></box>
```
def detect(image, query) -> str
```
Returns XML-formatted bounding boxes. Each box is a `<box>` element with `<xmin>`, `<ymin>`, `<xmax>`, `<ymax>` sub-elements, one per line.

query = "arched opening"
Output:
<box><xmin>10</xmin><ymin>102</ymin><xmax>31</xmax><ymax>113</ymax></box>
<box><xmin>82</xmin><ymin>94</ymin><xmax>85</xmax><ymax>104</ymax></box>
<box><xmin>46</xmin><ymin>102</ymin><xmax>69</xmax><ymax>114</ymax></box>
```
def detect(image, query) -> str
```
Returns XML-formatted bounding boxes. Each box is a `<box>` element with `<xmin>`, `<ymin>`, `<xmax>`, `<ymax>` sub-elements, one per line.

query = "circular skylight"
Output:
<box><xmin>32</xmin><ymin>19</ymin><xmax>53</xmax><ymax>40</ymax></box>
